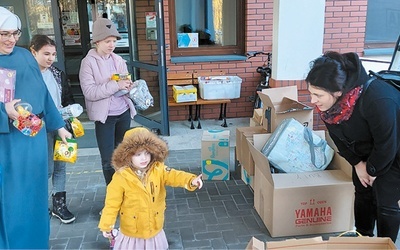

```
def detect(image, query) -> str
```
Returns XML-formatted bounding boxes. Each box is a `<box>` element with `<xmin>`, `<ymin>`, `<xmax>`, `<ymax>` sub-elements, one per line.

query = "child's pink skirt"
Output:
<box><xmin>113</xmin><ymin>229</ymin><xmax>168</xmax><ymax>250</ymax></box>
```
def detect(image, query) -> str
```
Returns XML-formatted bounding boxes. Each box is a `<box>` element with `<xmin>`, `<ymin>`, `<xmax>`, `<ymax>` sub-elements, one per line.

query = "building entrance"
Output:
<box><xmin>3</xmin><ymin>0</ymin><xmax>170</xmax><ymax>135</ymax></box>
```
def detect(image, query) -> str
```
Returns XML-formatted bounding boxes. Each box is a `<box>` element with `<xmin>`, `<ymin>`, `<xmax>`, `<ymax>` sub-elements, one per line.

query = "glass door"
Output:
<box><xmin>3</xmin><ymin>0</ymin><xmax>65</xmax><ymax>71</ymax></box>
<box><xmin>58</xmin><ymin>0</ymin><xmax>91</xmax><ymax>109</ymax></box>
<box><xmin>126</xmin><ymin>0</ymin><xmax>169</xmax><ymax>135</ymax></box>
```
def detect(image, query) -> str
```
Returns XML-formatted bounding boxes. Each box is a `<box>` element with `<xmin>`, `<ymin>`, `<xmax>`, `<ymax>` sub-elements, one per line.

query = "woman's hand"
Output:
<box><xmin>354</xmin><ymin>161</ymin><xmax>376</xmax><ymax>187</ymax></box>
<box><xmin>116</xmin><ymin>79</ymin><xmax>132</xmax><ymax>91</ymax></box>
<box><xmin>57</xmin><ymin>127</ymin><xmax>72</xmax><ymax>144</ymax></box>
<box><xmin>191</xmin><ymin>174</ymin><xmax>203</xmax><ymax>189</ymax></box>
<box><xmin>5</xmin><ymin>99</ymin><xmax>21</xmax><ymax>120</ymax></box>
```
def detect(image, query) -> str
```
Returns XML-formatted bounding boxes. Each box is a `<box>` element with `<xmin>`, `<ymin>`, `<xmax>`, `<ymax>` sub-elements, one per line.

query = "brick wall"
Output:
<box><xmin>164</xmin><ymin>0</ymin><xmax>368</xmax><ymax>130</ymax></box>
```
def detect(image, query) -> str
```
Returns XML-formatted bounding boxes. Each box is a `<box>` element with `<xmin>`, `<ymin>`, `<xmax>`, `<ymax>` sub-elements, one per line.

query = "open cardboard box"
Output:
<box><xmin>246</xmin><ymin>236</ymin><xmax>397</xmax><ymax>249</ymax></box>
<box><xmin>247</xmin><ymin>131</ymin><xmax>354</xmax><ymax>237</ymax></box>
<box><xmin>236</xmin><ymin>126</ymin><xmax>268</xmax><ymax>175</ymax></box>
<box><xmin>258</xmin><ymin>86</ymin><xmax>313</xmax><ymax>133</ymax></box>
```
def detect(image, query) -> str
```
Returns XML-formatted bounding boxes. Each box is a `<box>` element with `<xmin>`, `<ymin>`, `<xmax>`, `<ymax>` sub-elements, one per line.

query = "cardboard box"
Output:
<box><xmin>249</xmin><ymin>117</ymin><xmax>261</xmax><ymax>127</ymax></box>
<box><xmin>253</xmin><ymin>108</ymin><xmax>263</xmax><ymax>126</ymax></box>
<box><xmin>258</xmin><ymin>86</ymin><xmax>313</xmax><ymax>133</ymax></box>
<box><xmin>241</xmin><ymin>166</ymin><xmax>254</xmax><ymax>189</ymax></box>
<box><xmin>247</xmin><ymin>131</ymin><xmax>354</xmax><ymax>237</ymax></box>
<box><xmin>246</xmin><ymin>236</ymin><xmax>397</xmax><ymax>249</ymax></box>
<box><xmin>198</xmin><ymin>76</ymin><xmax>242</xmax><ymax>99</ymax></box>
<box><xmin>172</xmin><ymin>85</ymin><xmax>197</xmax><ymax>103</ymax></box>
<box><xmin>201</xmin><ymin>130</ymin><xmax>230</xmax><ymax>180</ymax></box>
<box><xmin>235</xmin><ymin>126</ymin><xmax>268</xmax><ymax>175</ymax></box>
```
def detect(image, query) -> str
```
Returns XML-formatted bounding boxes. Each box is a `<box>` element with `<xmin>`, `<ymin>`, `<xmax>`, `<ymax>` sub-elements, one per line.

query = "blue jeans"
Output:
<box><xmin>95</xmin><ymin>110</ymin><xmax>131</xmax><ymax>185</ymax></box>
<box><xmin>47</xmin><ymin>131</ymin><xmax>66</xmax><ymax>194</ymax></box>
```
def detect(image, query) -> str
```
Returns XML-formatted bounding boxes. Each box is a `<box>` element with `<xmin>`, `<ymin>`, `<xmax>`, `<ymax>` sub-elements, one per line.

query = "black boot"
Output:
<box><xmin>52</xmin><ymin>191</ymin><xmax>76</xmax><ymax>224</ymax></box>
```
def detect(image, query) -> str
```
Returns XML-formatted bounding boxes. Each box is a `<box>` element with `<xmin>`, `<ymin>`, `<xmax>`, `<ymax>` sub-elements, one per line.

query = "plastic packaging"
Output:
<box><xmin>129</xmin><ymin>79</ymin><xmax>154</xmax><ymax>111</ymax></box>
<box><xmin>112</xmin><ymin>73</ymin><xmax>132</xmax><ymax>97</ymax></box>
<box><xmin>65</xmin><ymin>117</ymin><xmax>85</xmax><ymax>138</ymax></box>
<box><xmin>13</xmin><ymin>102</ymin><xmax>44</xmax><ymax>136</ymax></box>
<box><xmin>59</xmin><ymin>103</ymin><xmax>83</xmax><ymax>119</ymax></box>
<box><xmin>53</xmin><ymin>137</ymin><xmax>78</xmax><ymax>163</ymax></box>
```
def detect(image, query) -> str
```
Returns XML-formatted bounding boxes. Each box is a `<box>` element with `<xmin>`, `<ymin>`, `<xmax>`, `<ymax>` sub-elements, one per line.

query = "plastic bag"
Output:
<box><xmin>65</xmin><ymin>117</ymin><xmax>84</xmax><ymax>138</ymax></box>
<box><xmin>53</xmin><ymin>137</ymin><xmax>78</xmax><ymax>163</ymax></box>
<box><xmin>261</xmin><ymin>118</ymin><xmax>334</xmax><ymax>173</ymax></box>
<box><xmin>13</xmin><ymin>102</ymin><xmax>44</xmax><ymax>137</ymax></box>
<box><xmin>129</xmin><ymin>79</ymin><xmax>154</xmax><ymax>111</ymax></box>
<box><xmin>59</xmin><ymin>103</ymin><xmax>83</xmax><ymax>119</ymax></box>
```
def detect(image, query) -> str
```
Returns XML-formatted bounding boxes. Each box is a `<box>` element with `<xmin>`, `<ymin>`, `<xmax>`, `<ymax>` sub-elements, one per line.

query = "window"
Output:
<box><xmin>365</xmin><ymin>0</ymin><xmax>400</xmax><ymax>54</ymax></box>
<box><xmin>168</xmin><ymin>0</ymin><xmax>245</xmax><ymax>57</ymax></box>
<box><xmin>87</xmin><ymin>0</ymin><xmax>129</xmax><ymax>48</ymax></box>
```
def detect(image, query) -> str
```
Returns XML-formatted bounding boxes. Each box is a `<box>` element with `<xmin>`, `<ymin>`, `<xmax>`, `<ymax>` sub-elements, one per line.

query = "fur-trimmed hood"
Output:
<box><xmin>112</xmin><ymin>127</ymin><xmax>168</xmax><ymax>170</ymax></box>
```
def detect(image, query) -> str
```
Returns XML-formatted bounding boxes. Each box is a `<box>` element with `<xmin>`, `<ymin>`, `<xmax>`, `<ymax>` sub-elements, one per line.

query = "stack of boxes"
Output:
<box><xmin>236</xmin><ymin>85</ymin><xmax>355</xmax><ymax>238</ymax></box>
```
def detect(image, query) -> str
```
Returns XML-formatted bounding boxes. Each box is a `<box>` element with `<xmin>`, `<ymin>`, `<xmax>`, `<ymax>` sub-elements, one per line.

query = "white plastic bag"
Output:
<box><xmin>261</xmin><ymin>118</ymin><xmax>334</xmax><ymax>173</ymax></box>
<box><xmin>59</xmin><ymin>103</ymin><xmax>83</xmax><ymax>119</ymax></box>
<box><xmin>129</xmin><ymin>79</ymin><xmax>154</xmax><ymax>111</ymax></box>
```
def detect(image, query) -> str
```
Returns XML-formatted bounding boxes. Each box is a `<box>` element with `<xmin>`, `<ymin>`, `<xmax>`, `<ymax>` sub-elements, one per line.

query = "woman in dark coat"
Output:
<box><xmin>306</xmin><ymin>51</ymin><xmax>400</xmax><ymax>242</ymax></box>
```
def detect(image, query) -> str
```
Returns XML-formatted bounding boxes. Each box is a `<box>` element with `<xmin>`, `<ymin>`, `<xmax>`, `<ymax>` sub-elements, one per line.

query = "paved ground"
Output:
<box><xmin>50</xmin><ymin>148</ymin><xmax>266</xmax><ymax>250</ymax></box>
<box><xmin>48</xmin><ymin>118</ymin><xmax>400</xmax><ymax>249</ymax></box>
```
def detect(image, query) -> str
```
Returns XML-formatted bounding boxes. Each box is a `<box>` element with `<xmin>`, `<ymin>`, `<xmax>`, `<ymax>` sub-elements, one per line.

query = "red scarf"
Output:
<box><xmin>318</xmin><ymin>86</ymin><xmax>362</xmax><ymax>124</ymax></box>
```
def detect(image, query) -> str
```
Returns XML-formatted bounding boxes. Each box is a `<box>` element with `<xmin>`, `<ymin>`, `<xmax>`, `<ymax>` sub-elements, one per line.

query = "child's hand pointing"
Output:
<box><xmin>191</xmin><ymin>174</ymin><xmax>203</xmax><ymax>189</ymax></box>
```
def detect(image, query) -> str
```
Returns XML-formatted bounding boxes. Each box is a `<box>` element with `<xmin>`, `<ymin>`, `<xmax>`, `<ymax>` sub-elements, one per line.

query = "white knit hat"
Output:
<box><xmin>92</xmin><ymin>18</ymin><xmax>121</xmax><ymax>43</ymax></box>
<box><xmin>0</xmin><ymin>7</ymin><xmax>21</xmax><ymax>30</ymax></box>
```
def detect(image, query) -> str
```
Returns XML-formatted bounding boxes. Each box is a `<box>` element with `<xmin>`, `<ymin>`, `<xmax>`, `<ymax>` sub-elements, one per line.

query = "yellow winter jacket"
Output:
<box><xmin>98</xmin><ymin>162</ymin><xmax>197</xmax><ymax>239</ymax></box>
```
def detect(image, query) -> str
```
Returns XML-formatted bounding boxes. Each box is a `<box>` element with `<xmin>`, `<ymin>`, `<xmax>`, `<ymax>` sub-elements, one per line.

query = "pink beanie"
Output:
<box><xmin>91</xmin><ymin>18</ymin><xmax>121</xmax><ymax>43</ymax></box>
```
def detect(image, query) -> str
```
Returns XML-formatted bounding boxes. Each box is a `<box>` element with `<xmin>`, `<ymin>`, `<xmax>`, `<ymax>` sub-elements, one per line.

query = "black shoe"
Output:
<box><xmin>52</xmin><ymin>192</ymin><xmax>76</xmax><ymax>224</ymax></box>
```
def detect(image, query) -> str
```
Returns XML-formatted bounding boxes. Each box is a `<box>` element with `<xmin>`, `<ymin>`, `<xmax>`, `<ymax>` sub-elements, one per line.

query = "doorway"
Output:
<box><xmin>59</xmin><ymin>0</ymin><xmax>169</xmax><ymax>135</ymax></box>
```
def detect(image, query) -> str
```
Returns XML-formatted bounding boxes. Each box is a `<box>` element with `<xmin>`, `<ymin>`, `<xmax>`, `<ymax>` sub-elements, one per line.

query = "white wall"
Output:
<box><xmin>272</xmin><ymin>0</ymin><xmax>325</xmax><ymax>80</ymax></box>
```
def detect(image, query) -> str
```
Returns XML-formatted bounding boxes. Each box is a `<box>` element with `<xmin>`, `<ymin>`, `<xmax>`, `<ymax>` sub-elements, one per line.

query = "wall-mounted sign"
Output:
<box><xmin>145</xmin><ymin>12</ymin><xmax>157</xmax><ymax>40</ymax></box>
<box><xmin>145</xmin><ymin>12</ymin><xmax>156</xmax><ymax>28</ymax></box>
<box><xmin>177</xmin><ymin>33</ymin><xmax>199</xmax><ymax>48</ymax></box>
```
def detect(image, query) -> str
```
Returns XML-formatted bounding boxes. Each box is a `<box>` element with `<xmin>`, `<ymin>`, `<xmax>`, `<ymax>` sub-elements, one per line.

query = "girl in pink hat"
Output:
<box><xmin>79</xmin><ymin>17</ymin><xmax>136</xmax><ymax>189</ymax></box>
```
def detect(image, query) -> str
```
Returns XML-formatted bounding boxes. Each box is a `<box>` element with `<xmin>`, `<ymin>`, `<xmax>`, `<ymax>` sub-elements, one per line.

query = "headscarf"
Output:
<box><xmin>0</xmin><ymin>7</ymin><xmax>21</xmax><ymax>30</ymax></box>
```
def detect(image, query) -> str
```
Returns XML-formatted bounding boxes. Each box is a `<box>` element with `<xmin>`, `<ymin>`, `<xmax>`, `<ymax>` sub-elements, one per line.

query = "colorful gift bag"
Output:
<box><xmin>65</xmin><ymin>117</ymin><xmax>84</xmax><ymax>138</ymax></box>
<box><xmin>53</xmin><ymin>137</ymin><xmax>78</xmax><ymax>163</ymax></box>
<box><xmin>0</xmin><ymin>67</ymin><xmax>16</xmax><ymax>103</ymax></box>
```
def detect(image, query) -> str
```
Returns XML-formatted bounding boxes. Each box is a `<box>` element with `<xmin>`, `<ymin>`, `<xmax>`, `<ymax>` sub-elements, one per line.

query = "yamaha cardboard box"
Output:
<box><xmin>201</xmin><ymin>130</ymin><xmax>230</xmax><ymax>180</ymax></box>
<box><xmin>246</xmin><ymin>236</ymin><xmax>397</xmax><ymax>249</ymax></box>
<box><xmin>247</xmin><ymin>131</ymin><xmax>354</xmax><ymax>237</ymax></box>
<box><xmin>258</xmin><ymin>86</ymin><xmax>313</xmax><ymax>133</ymax></box>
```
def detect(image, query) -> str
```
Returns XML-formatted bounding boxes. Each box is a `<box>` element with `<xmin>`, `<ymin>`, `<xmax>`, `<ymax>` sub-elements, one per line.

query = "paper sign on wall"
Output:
<box><xmin>145</xmin><ymin>12</ymin><xmax>156</xmax><ymax>28</ymax></box>
<box><xmin>177</xmin><ymin>33</ymin><xmax>199</xmax><ymax>48</ymax></box>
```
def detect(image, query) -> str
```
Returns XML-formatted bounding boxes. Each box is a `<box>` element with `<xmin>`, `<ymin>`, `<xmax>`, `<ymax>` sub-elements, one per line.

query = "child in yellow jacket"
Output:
<box><xmin>98</xmin><ymin>127</ymin><xmax>203</xmax><ymax>249</ymax></box>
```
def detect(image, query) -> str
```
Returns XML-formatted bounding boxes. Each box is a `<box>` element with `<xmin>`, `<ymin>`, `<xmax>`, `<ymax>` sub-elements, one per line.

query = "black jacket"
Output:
<box><xmin>48</xmin><ymin>65</ymin><xmax>75</xmax><ymax>106</ymax></box>
<box><xmin>324</xmin><ymin>54</ymin><xmax>400</xmax><ymax>177</ymax></box>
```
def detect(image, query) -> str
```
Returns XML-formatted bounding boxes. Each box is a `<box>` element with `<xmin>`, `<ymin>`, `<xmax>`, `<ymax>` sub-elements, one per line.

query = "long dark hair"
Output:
<box><xmin>29</xmin><ymin>34</ymin><xmax>56</xmax><ymax>52</ymax></box>
<box><xmin>305</xmin><ymin>51</ymin><xmax>358</xmax><ymax>94</ymax></box>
